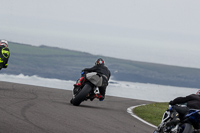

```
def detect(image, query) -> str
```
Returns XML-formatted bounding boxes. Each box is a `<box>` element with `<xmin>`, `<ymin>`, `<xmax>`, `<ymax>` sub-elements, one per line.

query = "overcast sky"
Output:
<box><xmin>1</xmin><ymin>0</ymin><xmax>200</xmax><ymax>68</ymax></box>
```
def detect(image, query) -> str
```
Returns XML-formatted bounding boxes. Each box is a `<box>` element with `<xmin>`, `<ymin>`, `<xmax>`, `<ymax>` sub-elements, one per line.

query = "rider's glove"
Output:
<box><xmin>81</xmin><ymin>71</ymin><xmax>85</xmax><ymax>74</ymax></box>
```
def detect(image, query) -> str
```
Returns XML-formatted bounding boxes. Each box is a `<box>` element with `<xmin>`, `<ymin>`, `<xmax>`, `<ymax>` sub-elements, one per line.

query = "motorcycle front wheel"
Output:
<box><xmin>72</xmin><ymin>83</ymin><xmax>92</xmax><ymax>106</ymax></box>
<box><xmin>153</xmin><ymin>129</ymin><xmax>159</xmax><ymax>133</ymax></box>
<box><xmin>179</xmin><ymin>123</ymin><xmax>193</xmax><ymax>133</ymax></box>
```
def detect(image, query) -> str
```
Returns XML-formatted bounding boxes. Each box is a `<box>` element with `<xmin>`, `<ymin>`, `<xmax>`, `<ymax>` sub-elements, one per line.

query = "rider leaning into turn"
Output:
<box><xmin>74</xmin><ymin>58</ymin><xmax>111</xmax><ymax>101</ymax></box>
<box><xmin>0</xmin><ymin>40</ymin><xmax>10</xmax><ymax>70</ymax></box>
<box><xmin>167</xmin><ymin>90</ymin><xmax>200</xmax><ymax>127</ymax></box>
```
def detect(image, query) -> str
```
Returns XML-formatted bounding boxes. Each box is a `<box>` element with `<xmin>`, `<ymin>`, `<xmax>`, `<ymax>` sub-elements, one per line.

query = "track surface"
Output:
<box><xmin>0</xmin><ymin>81</ymin><xmax>155</xmax><ymax>133</ymax></box>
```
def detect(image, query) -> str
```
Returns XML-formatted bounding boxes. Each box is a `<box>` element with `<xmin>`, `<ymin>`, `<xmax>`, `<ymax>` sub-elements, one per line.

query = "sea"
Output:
<box><xmin>0</xmin><ymin>73</ymin><xmax>198</xmax><ymax>102</ymax></box>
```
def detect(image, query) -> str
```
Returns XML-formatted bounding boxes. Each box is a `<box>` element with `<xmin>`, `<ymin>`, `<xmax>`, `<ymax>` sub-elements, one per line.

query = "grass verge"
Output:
<box><xmin>133</xmin><ymin>102</ymin><xmax>169</xmax><ymax>126</ymax></box>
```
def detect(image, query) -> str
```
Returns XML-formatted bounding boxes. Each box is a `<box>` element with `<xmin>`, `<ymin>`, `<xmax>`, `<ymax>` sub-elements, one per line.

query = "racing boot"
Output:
<box><xmin>98</xmin><ymin>87</ymin><xmax>106</xmax><ymax>101</ymax></box>
<box><xmin>95</xmin><ymin>94</ymin><xmax>104</xmax><ymax>101</ymax></box>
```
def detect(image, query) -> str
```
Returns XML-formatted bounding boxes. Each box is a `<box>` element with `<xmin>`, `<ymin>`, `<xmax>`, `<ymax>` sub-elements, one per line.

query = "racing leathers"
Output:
<box><xmin>77</xmin><ymin>64</ymin><xmax>111</xmax><ymax>100</ymax></box>
<box><xmin>0</xmin><ymin>45</ymin><xmax>10</xmax><ymax>70</ymax></box>
<box><xmin>169</xmin><ymin>94</ymin><xmax>200</xmax><ymax>109</ymax></box>
<box><xmin>167</xmin><ymin>94</ymin><xmax>200</xmax><ymax>127</ymax></box>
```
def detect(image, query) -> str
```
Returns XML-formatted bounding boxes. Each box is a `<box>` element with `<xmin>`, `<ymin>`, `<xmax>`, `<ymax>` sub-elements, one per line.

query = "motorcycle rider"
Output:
<box><xmin>166</xmin><ymin>90</ymin><xmax>200</xmax><ymax>128</ymax></box>
<box><xmin>74</xmin><ymin>58</ymin><xmax>111</xmax><ymax>101</ymax></box>
<box><xmin>0</xmin><ymin>40</ymin><xmax>10</xmax><ymax>70</ymax></box>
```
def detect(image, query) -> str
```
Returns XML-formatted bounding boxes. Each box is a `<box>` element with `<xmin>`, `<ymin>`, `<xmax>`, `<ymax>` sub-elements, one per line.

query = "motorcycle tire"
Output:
<box><xmin>72</xmin><ymin>83</ymin><xmax>92</xmax><ymax>106</ymax></box>
<box><xmin>153</xmin><ymin>129</ymin><xmax>159</xmax><ymax>133</ymax></box>
<box><xmin>180</xmin><ymin>123</ymin><xmax>193</xmax><ymax>133</ymax></box>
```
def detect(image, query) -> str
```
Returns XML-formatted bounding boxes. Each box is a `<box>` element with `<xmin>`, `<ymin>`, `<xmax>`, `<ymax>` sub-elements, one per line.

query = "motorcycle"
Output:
<box><xmin>153</xmin><ymin>105</ymin><xmax>200</xmax><ymax>133</ymax></box>
<box><xmin>70</xmin><ymin>72</ymin><xmax>104</xmax><ymax>106</ymax></box>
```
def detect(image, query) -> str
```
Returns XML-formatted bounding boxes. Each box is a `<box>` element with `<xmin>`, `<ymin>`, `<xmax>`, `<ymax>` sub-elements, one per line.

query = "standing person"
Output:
<box><xmin>74</xmin><ymin>58</ymin><xmax>111</xmax><ymax>101</ymax></box>
<box><xmin>0</xmin><ymin>40</ymin><xmax>10</xmax><ymax>70</ymax></box>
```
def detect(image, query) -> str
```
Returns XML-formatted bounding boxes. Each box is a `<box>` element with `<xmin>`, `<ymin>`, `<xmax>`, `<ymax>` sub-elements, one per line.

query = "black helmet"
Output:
<box><xmin>95</xmin><ymin>58</ymin><xmax>105</xmax><ymax>65</ymax></box>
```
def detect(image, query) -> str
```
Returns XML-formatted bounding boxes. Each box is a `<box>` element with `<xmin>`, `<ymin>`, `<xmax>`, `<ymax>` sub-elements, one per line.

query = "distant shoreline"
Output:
<box><xmin>1</xmin><ymin>74</ymin><xmax>198</xmax><ymax>102</ymax></box>
<box><xmin>3</xmin><ymin>42</ymin><xmax>200</xmax><ymax>88</ymax></box>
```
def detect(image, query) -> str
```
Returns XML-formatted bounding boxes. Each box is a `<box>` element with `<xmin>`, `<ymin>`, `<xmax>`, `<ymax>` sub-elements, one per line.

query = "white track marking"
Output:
<box><xmin>127</xmin><ymin>104</ymin><xmax>157</xmax><ymax>128</ymax></box>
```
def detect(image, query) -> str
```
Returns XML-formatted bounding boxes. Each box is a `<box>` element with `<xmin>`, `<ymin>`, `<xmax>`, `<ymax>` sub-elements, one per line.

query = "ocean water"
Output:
<box><xmin>0</xmin><ymin>73</ymin><xmax>198</xmax><ymax>102</ymax></box>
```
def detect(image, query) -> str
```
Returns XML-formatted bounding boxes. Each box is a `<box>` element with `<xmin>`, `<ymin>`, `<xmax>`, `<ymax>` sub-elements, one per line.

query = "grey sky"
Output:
<box><xmin>1</xmin><ymin>0</ymin><xmax>200</xmax><ymax>68</ymax></box>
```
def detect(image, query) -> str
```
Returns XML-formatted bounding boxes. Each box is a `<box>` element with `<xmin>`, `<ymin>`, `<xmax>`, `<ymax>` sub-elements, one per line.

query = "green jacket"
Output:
<box><xmin>0</xmin><ymin>46</ymin><xmax>10</xmax><ymax>70</ymax></box>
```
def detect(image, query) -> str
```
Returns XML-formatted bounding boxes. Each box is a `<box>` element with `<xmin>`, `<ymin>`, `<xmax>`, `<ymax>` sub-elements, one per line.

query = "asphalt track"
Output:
<box><xmin>0</xmin><ymin>81</ymin><xmax>155</xmax><ymax>133</ymax></box>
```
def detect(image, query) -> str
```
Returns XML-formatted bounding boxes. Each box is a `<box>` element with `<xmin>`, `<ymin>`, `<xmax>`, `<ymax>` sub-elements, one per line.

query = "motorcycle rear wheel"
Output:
<box><xmin>72</xmin><ymin>83</ymin><xmax>92</xmax><ymax>106</ymax></box>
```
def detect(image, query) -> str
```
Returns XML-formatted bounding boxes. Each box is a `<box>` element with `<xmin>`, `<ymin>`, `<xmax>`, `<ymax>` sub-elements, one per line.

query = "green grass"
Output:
<box><xmin>134</xmin><ymin>102</ymin><xmax>169</xmax><ymax>126</ymax></box>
